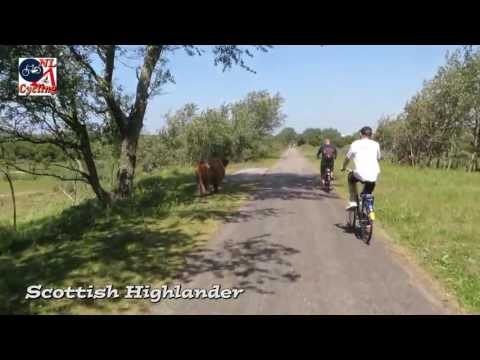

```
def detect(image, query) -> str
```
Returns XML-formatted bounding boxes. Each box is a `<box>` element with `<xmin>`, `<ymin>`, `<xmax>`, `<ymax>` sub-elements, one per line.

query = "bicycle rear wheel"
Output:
<box><xmin>365</xmin><ymin>223</ymin><xmax>373</xmax><ymax>245</ymax></box>
<box><xmin>324</xmin><ymin>178</ymin><xmax>331</xmax><ymax>192</ymax></box>
<box><xmin>360</xmin><ymin>212</ymin><xmax>373</xmax><ymax>245</ymax></box>
<box><xmin>347</xmin><ymin>208</ymin><xmax>357</xmax><ymax>230</ymax></box>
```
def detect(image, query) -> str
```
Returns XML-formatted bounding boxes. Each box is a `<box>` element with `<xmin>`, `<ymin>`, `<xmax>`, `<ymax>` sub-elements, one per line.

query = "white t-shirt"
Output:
<box><xmin>346</xmin><ymin>138</ymin><xmax>381</xmax><ymax>182</ymax></box>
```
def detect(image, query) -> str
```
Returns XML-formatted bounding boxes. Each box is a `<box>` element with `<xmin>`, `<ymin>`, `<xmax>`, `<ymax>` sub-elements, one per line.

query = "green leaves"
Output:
<box><xmin>378</xmin><ymin>46</ymin><xmax>480</xmax><ymax>170</ymax></box>
<box><xmin>155</xmin><ymin>91</ymin><xmax>285</xmax><ymax>165</ymax></box>
<box><xmin>211</xmin><ymin>46</ymin><xmax>272</xmax><ymax>74</ymax></box>
<box><xmin>1</xmin><ymin>45</ymin><xmax>273</xmax><ymax>202</ymax></box>
<box><xmin>276</xmin><ymin>128</ymin><xmax>297</xmax><ymax>145</ymax></box>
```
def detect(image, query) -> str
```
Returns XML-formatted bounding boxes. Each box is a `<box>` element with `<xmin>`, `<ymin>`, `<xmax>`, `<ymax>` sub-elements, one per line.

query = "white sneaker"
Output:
<box><xmin>346</xmin><ymin>201</ymin><xmax>357</xmax><ymax>210</ymax></box>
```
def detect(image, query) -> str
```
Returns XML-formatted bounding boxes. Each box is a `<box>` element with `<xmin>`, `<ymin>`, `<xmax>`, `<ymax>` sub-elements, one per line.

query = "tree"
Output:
<box><xmin>0</xmin><ymin>45</ymin><xmax>271</xmax><ymax>206</ymax></box>
<box><xmin>454</xmin><ymin>46</ymin><xmax>480</xmax><ymax>171</ymax></box>
<box><xmin>296</xmin><ymin>135</ymin><xmax>306</xmax><ymax>146</ymax></box>
<box><xmin>276</xmin><ymin>127</ymin><xmax>297</xmax><ymax>145</ymax></box>
<box><xmin>0</xmin><ymin>165</ymin><xmax>16</xmax><ymax>231</ymax></box>
<box><xmin>229</xmin><ymin>91</ymin><xmax>285</xmax><ymax>160</ymax></box>
<box><xmin>319</xmin><ymin>128</ymin><xmax>342</xmax><ymax>146</ymax></box>
<box><xmin>301</xmin><ymin>128</ymin><xmax>323</xmax><ymax>146</ymax></box>
<box><xmin>338</xmin><ymin>134</ymin><xmax>356</xmax><ymax>148</ymax></box>
<box><xmin>156</xmin><ymin>91</ymin><xmax>285</xmax><ymax>164</ymax></box>
<box><xmin>375</xmin><ymin>45</ymin><xmax>480</xmax><ymax>171</ymax></box>
<box><xmin>185</xmin><ymin>107</ymin><xmax>233</xmax><ymax>162</ymax></box>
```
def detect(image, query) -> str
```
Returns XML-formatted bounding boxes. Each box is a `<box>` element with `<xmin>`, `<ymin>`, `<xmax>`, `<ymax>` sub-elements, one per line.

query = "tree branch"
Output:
<box><xmin>69</xmin><ymin>46</ymin><xmax>127</xmax><ymax>134</ymax></box>
<box><xmin>50</xmin><ymin>162</ymin><xmax>90</xmax><ymax>179</ymax></box>
<box><xmin>104</xmin><ymin>45</ymin><xmax>115</xmax><ymax>86</ymax></box>
<box><xmin>0</xmin><ymin>127</ymin><xmax>80</xmax><ymax>150</ymax></box>
<box><xmin>4</xmin><ymin>162</ymin><xmax>89</xmax><ymax>183</ymax></box>
<box><xmin>69</xmin><ymin>46</ymin><xmax>101</xmax><ymax>82</ymax></box>
<box><xmin>128</xmin><ymin>45</ymin><xmax>163</xmax><ymax>133</ymax></box>
<box><xmin>59</xmin><ymin>187</ymin><xmax>75</xmax><ymax>203</ymax></box>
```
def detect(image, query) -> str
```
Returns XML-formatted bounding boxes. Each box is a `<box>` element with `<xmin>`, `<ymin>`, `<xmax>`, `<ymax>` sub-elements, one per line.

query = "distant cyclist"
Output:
<box><xmin>341</xmin><ymin>126</ymin><xmax>381</xmax><ymax>210</ymax></box>
<box><xmin>316</xmin><ymin>138</ymin><xmax>337</xmax><ymax>186</ymax></box>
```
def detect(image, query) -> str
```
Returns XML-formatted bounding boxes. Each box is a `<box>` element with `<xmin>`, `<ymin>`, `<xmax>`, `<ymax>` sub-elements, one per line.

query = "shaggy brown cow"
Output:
<box><xmin>195</xmin><ymin>158</ymin><xmax>229</xmax><ymax>195</ymax></box>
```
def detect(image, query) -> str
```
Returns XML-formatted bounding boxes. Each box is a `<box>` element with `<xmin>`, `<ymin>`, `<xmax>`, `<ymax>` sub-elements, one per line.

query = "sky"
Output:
<box><xmin>114</xmin><ymin>45</ymin><xmax>461</xmax><ymax>136</ymax></box>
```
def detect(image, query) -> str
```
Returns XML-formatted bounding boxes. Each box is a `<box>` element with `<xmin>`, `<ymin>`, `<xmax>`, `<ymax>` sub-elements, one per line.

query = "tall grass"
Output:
<box><xmin>0</xmin><ymin>151</ymin><xmax>283</xmax><ymax>314</ymax></box>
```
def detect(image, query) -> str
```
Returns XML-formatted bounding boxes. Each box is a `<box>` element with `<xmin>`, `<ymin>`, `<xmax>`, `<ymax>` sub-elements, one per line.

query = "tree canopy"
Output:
<box><xmin>152</xmin><ymin>91</ymin><xmax>285</xmax><ymax>167</ymax></box>
<box><xmin>376</xmin><ymin>46</ymin><xmax>480</xmax><ymax>171</ymax></box>
<box><xmin>0</xmin><ymin>45</ymin><xmax>272</xmax><ymax>205</ymax></box>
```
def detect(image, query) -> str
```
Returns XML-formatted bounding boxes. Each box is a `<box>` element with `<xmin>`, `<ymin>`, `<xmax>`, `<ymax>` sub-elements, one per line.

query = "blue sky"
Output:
<box><xmin>114</xmin><ymin>45</ymin><xmax>461</xmax><ymax>135</ymax></box>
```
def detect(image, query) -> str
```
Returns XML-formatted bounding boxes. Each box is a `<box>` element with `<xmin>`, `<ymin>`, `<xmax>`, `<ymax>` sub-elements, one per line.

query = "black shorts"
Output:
<box><xmin>348</xmin><ymin>172</ymin><xmax>375</xmax><ymax>194</ymax></box>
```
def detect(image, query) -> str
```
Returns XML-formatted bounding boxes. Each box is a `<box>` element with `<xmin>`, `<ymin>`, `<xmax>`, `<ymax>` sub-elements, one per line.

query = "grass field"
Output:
<box><xmin>0</xmin><ymin>177</ymin><xmax>92</xmax><ymax>228</ymax></box>
<box><xmin>0</xmin><ymin>151</ymin><xmax>283</xmax><ymax>314</ymax></box>
<box><xmin>300</xmin><ymin>144</ymin><xmax>480</xmax><ymax>313</ymax></box>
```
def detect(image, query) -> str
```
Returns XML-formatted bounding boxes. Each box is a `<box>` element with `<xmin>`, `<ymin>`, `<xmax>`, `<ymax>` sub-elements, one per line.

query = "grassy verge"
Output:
<box><xmin>0</xmin><ymin>177</ymin><xmax>93</xmax><ymax>227</ymax></box>
<box><xmin>299</xmin><ymin>144</ymin><xmax>480</xmax><ymax>313</ymax></box>
<box><xmin>0</xmin><ymin>151</ymin><xmax>283</xmax><ymax>314</ymax></box>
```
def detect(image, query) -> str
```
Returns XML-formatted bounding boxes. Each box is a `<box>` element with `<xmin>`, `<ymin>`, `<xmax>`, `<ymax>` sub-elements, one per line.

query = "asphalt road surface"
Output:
<box><xmin>152</xmin><ymin>148</ymin><xmax>457</xmax><ymax>315</ymax></box>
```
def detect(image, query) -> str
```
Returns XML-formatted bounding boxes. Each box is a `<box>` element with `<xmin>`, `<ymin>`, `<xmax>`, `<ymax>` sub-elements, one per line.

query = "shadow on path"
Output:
<box><xmin>173</xmin><ymin>234</ymin><xmax>302</xmax><ymax>295</ymax></box>
<box><xmin>227</xmin><ymin>172</ymin><xmax>341</xmax><ymax>202</ymax></box>
<box><xmin>0</xmin><ymin>166</ymin><xmax>338</xmax><ymax>313</ymax></box>
<box><xmin>334</xmin><ymin>222</ymin><xmax>365</xmax><ymax>243</ymax></box>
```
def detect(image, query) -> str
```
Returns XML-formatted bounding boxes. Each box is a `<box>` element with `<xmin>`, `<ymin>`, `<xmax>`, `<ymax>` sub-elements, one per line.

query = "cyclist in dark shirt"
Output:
<box><xmin>317</xmin><ymin>138</ymin><xmax>337</xmax><ymax>185</ymax></box>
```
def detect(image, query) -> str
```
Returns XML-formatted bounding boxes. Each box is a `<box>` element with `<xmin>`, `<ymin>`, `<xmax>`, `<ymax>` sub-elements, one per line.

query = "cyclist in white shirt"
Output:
<box><xmin>341</xmin><ymin>126</ymin><xmax>381</xmax><ymax>210</ymax></box>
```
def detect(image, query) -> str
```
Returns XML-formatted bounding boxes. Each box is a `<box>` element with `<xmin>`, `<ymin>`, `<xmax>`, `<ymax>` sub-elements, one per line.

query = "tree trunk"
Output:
<box><xmin>472</xmin><ymin>121</ymin><xmax>480</xmax><ymax>172</ymax></box>
<box><xmin>410</xmin><ymin>144</ymin><xmax>415</xmax><ymax>167</ymax></box>
<box><xmin>115</xmin><ymin>133</ymin><xmax>139</xmax><ymax>199</ymax></box>
<box><xmin>77</xmin><ymin>124</ymin><xmax>112</xmax><ymax>206</ymax></box>
<box><xmin>113</xmin><ymin>45</ymin><xmax>162</xmax><ymax>199</ymax></box>
<box><xmin>447</xmin><ymin>156</ymin><xmax>453</xmax><ymax>170</ymax></box>
<box><xmin>470</xmin><ymin>152</ymin><xmax>478</xmax><ymax>172</ymax></box>
<box><xmin>1</xmin><ymin>168</ymin><xmax>16</xmax><ymax>231</ymax></box>
<box><xmin>87</xmin><ymin>170</ymin><xmax>112</xmax><ymax>206</ymax></box>
<box><xmin>425</xmin><ymin>155</ymin><xmax>432</xmax><ymax>168</ymax></box>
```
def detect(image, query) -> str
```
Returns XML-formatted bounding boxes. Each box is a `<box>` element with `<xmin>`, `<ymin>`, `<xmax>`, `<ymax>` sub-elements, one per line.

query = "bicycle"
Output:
<box><xmin>323</xmin><ymin>167</ymin><xmax>332</xmax><ymax>192</ymax></box>
<box><xmin>345</xmin><ymin>169</ymin><xmax>375</xmax><ymax>245</ymax></box>
<box><xmin>21</xmin><ymin>64</ymin><xmax>42</xmax><ymax>78</ymax></box>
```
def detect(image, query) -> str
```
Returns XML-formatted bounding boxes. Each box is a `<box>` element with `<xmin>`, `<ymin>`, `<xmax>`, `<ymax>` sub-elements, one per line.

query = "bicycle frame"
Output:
<box><xmin>359</xmin><ymin>194</ymin><xmax>375</xmax><ymax>221</ymax></box>
<box><xmin>346</xmin><ymin>169</ymin><xmax>375</xmax><ymax>244</ymax></box>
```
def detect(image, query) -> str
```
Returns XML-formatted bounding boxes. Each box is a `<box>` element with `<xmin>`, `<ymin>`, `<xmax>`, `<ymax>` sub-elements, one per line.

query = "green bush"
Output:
<box><xmin>154</xmin><ymin>91</ymin><xmax>285</xmax><ymax>165</ymax></box>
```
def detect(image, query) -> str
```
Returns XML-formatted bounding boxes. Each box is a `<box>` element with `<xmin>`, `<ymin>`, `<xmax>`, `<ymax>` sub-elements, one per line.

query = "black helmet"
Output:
<box><xmin>360</xmin><ymin>126</ymin><xmax>373</xmax><ymax>137</ymax></box>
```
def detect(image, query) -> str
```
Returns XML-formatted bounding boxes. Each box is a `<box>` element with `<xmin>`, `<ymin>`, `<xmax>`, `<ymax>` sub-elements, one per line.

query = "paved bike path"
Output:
<box><xmin>152</xmin><ymin>148</ymin><xmax>457</xmax><ymax>314</ymax></box>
